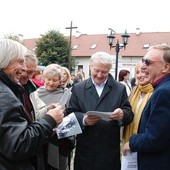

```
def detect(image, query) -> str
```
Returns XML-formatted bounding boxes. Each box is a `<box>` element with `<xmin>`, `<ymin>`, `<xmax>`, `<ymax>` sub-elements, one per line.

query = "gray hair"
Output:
<box><xmin>90</xmin><ymin>51</ymin><xmax>113</xmax><ymax>69</ymax></box>
<box><xmin>25</xmin><ymin>50</ymin><xmax>38</xmax><ymax>65</ymax></box>
<box><xmin>148</xmin><ymin>44</ymin><xmax>170</xmax><ymax>64</ymax></box>
<box><xmin>43</xmin><ymin>64</ymin><xmax>62</xmax><ymax>79</ymax></box>
<box><xmin>0</xmin><ymin>39</ymin><xmax>27</xmax><ymax>70</ymax></box>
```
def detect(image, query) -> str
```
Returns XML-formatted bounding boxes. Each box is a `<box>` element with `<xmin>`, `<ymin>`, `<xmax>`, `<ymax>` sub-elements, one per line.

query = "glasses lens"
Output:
<box><xmin>142</xmin><ymin>58</ymin><xmax>150</xmax><ymax>66</ymax></box>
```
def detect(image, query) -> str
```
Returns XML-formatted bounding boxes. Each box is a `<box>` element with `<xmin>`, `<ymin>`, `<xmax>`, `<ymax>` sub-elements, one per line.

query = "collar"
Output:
<box><xmin>85</xmin><ymin>73</ymin><xmax>115</xmax><ymax>90</ymax></box>
<box><xmin>91</xmin><ymin>77</ymin><xmax>107</xmax><ymax>87</ymax></box>
<box><xmin>153</xmin><ymin>74</ymin><xmax>170</xmax><ymax>88</ymax></box>
<box><xmin>0</xmin><ymin>71</ymin><xmax>24</xmax><ymax>95</ymax></box>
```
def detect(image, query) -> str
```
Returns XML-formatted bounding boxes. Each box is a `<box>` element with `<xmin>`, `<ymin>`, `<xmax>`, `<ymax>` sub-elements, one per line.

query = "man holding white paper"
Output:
<box><xmin>122</xmin><ymin>45</ymin><xmax>170</xmax><ymax>170</ymax></box>
<box><xmin>67</xmin><ymin>51</ymin><xmax>133</xmax><ymax>170</ymax></box>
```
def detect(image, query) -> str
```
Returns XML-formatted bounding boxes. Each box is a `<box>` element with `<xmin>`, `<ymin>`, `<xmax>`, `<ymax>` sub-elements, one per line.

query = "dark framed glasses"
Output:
<box><xmin>142</xmin><ymin>58</ymin><xmax>163</xmax><ymax>66</ymax></box>
<box><xmin>142</xmin><ymin>58</ymin><xmax>151</xmax><ymax>66</ymax></box>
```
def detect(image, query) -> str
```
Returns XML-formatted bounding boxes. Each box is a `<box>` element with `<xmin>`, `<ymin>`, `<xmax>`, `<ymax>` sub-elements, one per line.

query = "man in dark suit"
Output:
<box><xmin>122</xmin><ymin>45</ymin><xmax>170</xmax><ymax>170</ymax></box>
<box><xmin>67</xmin><ymin>51</ymin><xmax>133</xmax><ymax>170</ymax></box>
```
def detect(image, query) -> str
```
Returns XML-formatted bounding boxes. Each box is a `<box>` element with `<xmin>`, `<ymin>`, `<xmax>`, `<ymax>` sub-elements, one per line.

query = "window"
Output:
<box><xmin>143</xmin><ymin>43</ymin><xmax>150</xmax><ymax>49</ymax></box>
<box><xmin>90</xmin><ymin>44</ymin><xmax>97</xmax><ymax>49</ymax></box>
<box><xmin>72</xmin><ymin>45</ymin><xmax>78</xmax><ymax>50</ymax></box>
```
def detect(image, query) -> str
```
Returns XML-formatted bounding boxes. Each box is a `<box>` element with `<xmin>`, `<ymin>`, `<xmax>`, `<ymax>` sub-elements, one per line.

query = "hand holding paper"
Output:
<box><xmin>121</xmin><ymin>151</ymin><xmax>137</xmax><ymax>170</ymax></box>
<box><xmin>56</xmin><ymin>113</ymin><xmax>82</xmax><ymax>139</ymax></box>
<box><xmin>84</xmin><ymin>114</ymin><xmax>101</xmax><ymax>126</ymax></box>
<box><xmin>85</xmin><ymin>111</ymin><xmax>112</xmax><ymax>121</ymax></box>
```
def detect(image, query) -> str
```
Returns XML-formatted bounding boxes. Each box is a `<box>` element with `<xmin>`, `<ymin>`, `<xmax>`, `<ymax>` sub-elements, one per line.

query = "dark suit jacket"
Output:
<box><xmin>68</xmin><ymin>74</ymin><xmax>133</xmax><ymax>170</ymax></box>
<box><xmin>130</xmin><ymin>74</ymin><xmax>170</xmax><ymax>170</ymax></box>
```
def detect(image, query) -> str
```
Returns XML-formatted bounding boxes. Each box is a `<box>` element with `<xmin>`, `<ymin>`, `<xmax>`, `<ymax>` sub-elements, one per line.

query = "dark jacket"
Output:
<box><xmin>22</xmin><ymin>80</ymin><xmax>37</xmax><ymax>121</ymax></box>
<box><xmin>130</xmin><ymin>75</ymin><xmax>170</xmax><ymax>170</ymax></box>
<box><xmin>67</xmin><ymin>74</ymin><xmax>133</xmax><ymax>170</ymax></box>
<box><xmin>0</xmin><ymin>71</ymin><xmax>57</xmax><ymax>170</ymax></box>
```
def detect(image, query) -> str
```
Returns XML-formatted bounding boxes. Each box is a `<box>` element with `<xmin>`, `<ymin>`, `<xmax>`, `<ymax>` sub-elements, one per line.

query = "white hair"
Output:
<box><xmin>43</xmin><ymin>64</ymin><xmax>62</xmax><ymax>79</ymax></box>
<box><xmin>90</xmin><ymin>51</ymin><xmax>113</xmax><ymax>69</ymax></box>
<box><xmin>0</xmin><ymin>39</ymin><xmax>27</xmax><ymax>70</ymax></box>
<box><xmin>25</xmin><ymin>50</ymin><xmax>38</xmax><ymax>65</ymax></box>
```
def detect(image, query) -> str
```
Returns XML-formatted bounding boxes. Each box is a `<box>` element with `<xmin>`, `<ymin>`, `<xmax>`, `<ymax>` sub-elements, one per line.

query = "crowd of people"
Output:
<box><xmin>0</xmin><ymin>38</ymin><xmax>170</xmax><ymax>170</ymax></box>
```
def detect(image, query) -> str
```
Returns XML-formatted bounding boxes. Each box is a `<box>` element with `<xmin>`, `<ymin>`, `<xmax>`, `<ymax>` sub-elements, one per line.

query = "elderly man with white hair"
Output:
<box><xmin>67</xmin><ymin>51</ymin><xmax>133</xmax><ymax>170</ymax></box>
<box><xmin>0</xmin><ymin>39</ymin><xmax>64</xmax><ymax>170</ymax></box>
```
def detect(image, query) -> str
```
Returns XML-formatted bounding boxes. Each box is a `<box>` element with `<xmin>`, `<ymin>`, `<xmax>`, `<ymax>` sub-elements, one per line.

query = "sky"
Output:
<box><xmin>0</xmin><ymin>0</ymin><xmax>170</xmax><ymax>39</ymax></box>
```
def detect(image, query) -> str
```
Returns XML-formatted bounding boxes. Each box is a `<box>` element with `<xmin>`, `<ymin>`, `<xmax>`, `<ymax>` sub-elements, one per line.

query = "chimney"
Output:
<box><xmin>136</xmin><ymin>28</ymin><xmax>141</xmax><ymax>35</ymax></box>
<box><xmin>75</xmin><ymin>31</ymin><xmax>81</xmax><ymax>38</ymax></box>
<box><xmin>18</xmin><ymin>34</ymin><xmax>24</xmax><ymax>42</ymax></box>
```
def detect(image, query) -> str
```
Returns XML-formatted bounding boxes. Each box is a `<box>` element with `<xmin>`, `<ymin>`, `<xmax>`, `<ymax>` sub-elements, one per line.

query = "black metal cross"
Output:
<box><xmin>65</xmin><ymin>21</ymin><xmax>78</xmax><ymax>70</ymax></box>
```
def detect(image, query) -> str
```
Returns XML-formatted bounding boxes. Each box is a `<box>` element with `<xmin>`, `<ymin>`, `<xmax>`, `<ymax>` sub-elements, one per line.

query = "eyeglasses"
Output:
<box><xmin>142</xmin><ymin>58</ymin><xmax>163</xmax><ymax>66</ymax></box>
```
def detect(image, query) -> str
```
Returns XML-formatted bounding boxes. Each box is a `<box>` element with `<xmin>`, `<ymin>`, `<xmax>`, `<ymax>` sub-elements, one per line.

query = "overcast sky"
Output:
<box><xmin>0</xmin><ymin>0</ymin><xmax>170</xmax><ymax>38</ymax></box>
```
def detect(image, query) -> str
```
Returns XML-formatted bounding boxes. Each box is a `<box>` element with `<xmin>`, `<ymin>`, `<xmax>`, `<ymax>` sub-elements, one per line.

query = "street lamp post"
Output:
<box><xmin>107</xmin><ymin>29</ymin><xmax>130</xmax><ymax>80</ymax></box>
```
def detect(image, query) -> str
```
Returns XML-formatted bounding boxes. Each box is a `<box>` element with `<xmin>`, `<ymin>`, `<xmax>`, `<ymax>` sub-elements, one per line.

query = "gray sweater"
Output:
<box><xmin>30</xmin><ymin>86</ymin><xmax>72</xmax><ymax>118</ymax></box>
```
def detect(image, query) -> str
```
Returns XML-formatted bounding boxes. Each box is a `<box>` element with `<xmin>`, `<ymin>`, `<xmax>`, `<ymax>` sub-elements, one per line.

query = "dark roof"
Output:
<box><xmin>23</xmin><ymin>32</ymin><xmax>170</xmax><ymax>57</ymax></box>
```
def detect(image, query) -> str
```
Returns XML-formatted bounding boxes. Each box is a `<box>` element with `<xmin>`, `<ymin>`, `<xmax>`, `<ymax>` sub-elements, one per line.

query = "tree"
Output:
<box><xmin>3</xmin><ymin>33</ymin><xmax>23</xmax><ymax>43</ymax></box>
<box><xmin>36</xmin><ymin>30</ymin><xmax>70</xmax><ymax>68</ymax></box>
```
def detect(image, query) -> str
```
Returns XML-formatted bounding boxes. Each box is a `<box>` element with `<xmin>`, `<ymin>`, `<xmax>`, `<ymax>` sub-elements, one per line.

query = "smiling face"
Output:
<box><xmin>136</xmin><ymin>66</ymin><xmax>150</xmax><ymax>86</ymax></box>
<box><xmin>19</xmin><ymin>59</ymin><xmax>37</xmax><ymax>85</ymax></box>
<box><xmin>141</xmin><ymin>48</ymin><xmax>168</xmax><ymax>84</ymax></box>
<box><xmin>2</xmin><ymin>58</ymin><xmax>26</xmax><ymax>83</ymax></box>
<box><xmin>44</xmin><ymin>75</ymin><xmax>61</xmax><ymax>91</ymax></box>
<box><xmin>90</xmin><ymin>60</ymin><xmax>110</xmax><ymax>85</ymax></box>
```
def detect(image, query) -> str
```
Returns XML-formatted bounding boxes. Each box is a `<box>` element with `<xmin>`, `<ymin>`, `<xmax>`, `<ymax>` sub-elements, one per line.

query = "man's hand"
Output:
<box><xmin>47</xmin><ymin>103</ymin><xmax>64</xmax><ymax>125</ymax></box>
<box><xmin>122</xmin><ymin>142</ymin><xmax>131</xmax><ymax>156</ymax></box>
<box><xmin>110</xmin><ymin>108</ymin><xmax>123</xmax><ymax>120</ymax></box>
<box><xmin>47</xmin><ymin>103</ymin><xmax>58</xmax><ymax>111</ymax></box>
<box><xmin>84</xmin><ymin>115</ymin><xmax>101</xmax><ymax>126</ymax></box>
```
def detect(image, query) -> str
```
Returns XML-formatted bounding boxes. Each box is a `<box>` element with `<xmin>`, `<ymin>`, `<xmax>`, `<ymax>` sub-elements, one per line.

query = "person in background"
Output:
<box><xmin>32</xmin><ymin>67</ymin><xmax>44</xmax><ymax>87</ymax></box>
<box><xmin>118</xmin><ymin>69</ymin><xmax>132</xmax><ymax>96</ymax></box>
<box><xmin>70</xmin><ymin>72</ymin><xmax>80</xmax><ymax>86</ymax></box>
<box><xmin>19</xmin><ymin>50</ymin><xmax>39</xmax><ymax>121</ymax></box>
<box><xmin>122</xmin><ymin>44</ymin><xmax>170</xmax><ymax>169</ymax></box>
<box><xmin>76</xmin><ymin>68</ymin><xmax>85</xmax><ymax>81</ymax></box>
<box><xmin>30</xmin><ymin>64</ymin><xmax>72</xmax><ymax>170</ymax></box>
<box><xmin>61</xmin><ymin>66</ymin><xmax>72</xmax><ymax>88</ymax></box>
<box><xmin>122</xmin><ymin>63</ymin><xmax>154</xmax><ymax>169</ymax></box>
<box><xmin>0</xmin><ymin>39</ymin><xmax>64</xmax><ymax>170</ymax></box>
<box><xmin>118</xmin><ymin>69</ymin><xmax>132</xmax><ymax>143</ymax></box>
<box><xmin>130</xmin><ymin>66</ymin><xmax>140</xmax><ymax>89</ymax></box>
<box><xmin>67</xmin><ymin>51</ymin><xmax>133</xmax><ymax>170</ymax></box>
<box><xmin>130</xmin><ymin>77</ymin><xmax>136</xmax><ymax>89</ymax></box>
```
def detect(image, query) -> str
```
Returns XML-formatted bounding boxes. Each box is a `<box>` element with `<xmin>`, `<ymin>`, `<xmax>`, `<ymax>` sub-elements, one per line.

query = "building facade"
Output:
<box><xmin>23</xmin><ymin>31</ymin><xmax>170</xmax><ymax>79</ymax></box>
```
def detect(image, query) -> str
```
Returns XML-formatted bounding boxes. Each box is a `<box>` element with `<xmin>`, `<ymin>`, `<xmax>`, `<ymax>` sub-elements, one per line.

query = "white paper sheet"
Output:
<box><xmin>85</xmin><ymin>111</ymin><xmax>112</xmax><ymax>121</ymax></box>
<box><xmin>121</xmin><ymin>151</ymin><xmax>137</xmax><ymax>170</ymax></box>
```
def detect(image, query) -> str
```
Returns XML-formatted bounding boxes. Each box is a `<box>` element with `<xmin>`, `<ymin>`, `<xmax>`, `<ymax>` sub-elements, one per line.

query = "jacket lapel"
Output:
<box><xmin>84</xmin><ymin>75</ymin><xmax>115</xmax><ymax>109</ymax></box>
<box><xmin>96</xmin><ymin>75</ymin><xmax>114</xmax><ymax>106</ymax></box>
<box><xmin>85</xmin><ymin>78</ymin><xmax>99</xmax><ymax>100</ymax></box>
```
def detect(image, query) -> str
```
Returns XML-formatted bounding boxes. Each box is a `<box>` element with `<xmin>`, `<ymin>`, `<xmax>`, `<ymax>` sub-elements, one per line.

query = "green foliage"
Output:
<box><xmin>3</xmin><ymin>33</ymin><xmax>23</xmax><ymax>44</ymax></box>
<box><xmin>36</xmin><ymin>30</ymin><xmax>70</xmax><ymax>68</ymax></box>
